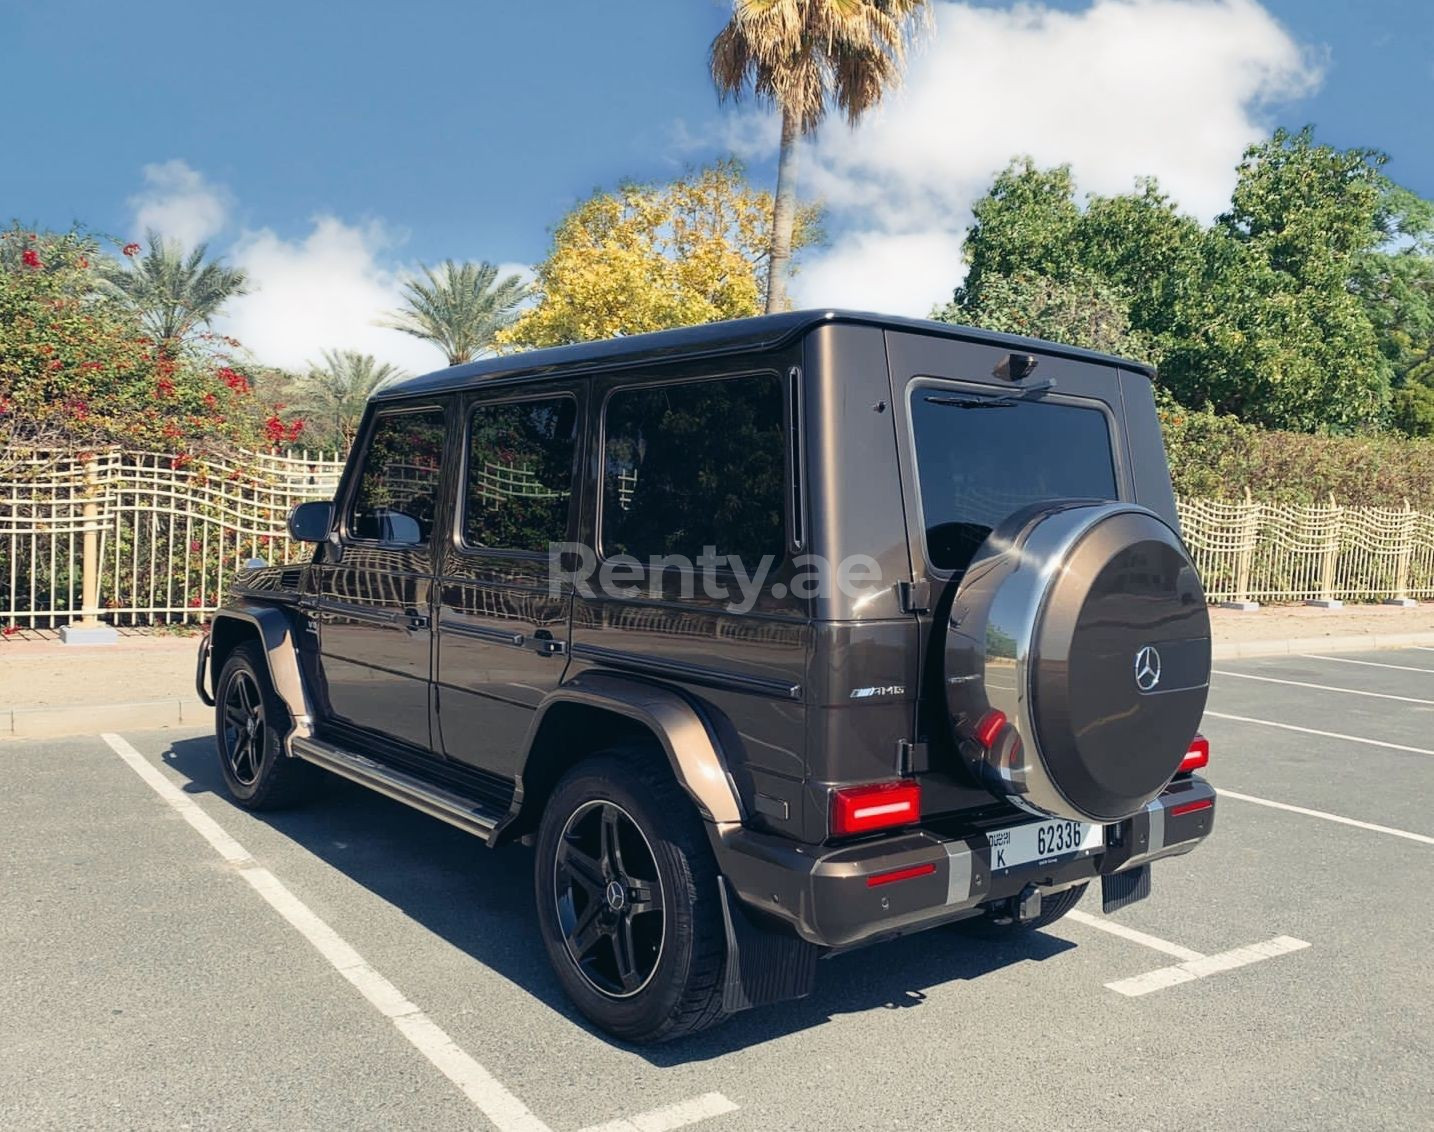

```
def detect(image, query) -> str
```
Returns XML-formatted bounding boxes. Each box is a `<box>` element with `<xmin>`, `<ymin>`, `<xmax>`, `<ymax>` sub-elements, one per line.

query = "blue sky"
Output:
<box><xmin>5</xmin><ymin>0</ymin><xmax>1431</xmax><ymax>373</ymax></box>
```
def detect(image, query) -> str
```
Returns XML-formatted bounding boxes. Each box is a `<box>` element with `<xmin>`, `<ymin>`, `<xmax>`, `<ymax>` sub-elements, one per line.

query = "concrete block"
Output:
<box><xmin>58</xmin><ymin>623</ymin><xmax>118</xmax><ymax>645</ymax></box>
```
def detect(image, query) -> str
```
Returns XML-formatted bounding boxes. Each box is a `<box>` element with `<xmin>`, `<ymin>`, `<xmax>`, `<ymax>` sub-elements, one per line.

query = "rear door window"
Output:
<box><xmin>910</xmin><ymin>389</ymin><xmax>1118</xmax><ymax>574</ymax></box>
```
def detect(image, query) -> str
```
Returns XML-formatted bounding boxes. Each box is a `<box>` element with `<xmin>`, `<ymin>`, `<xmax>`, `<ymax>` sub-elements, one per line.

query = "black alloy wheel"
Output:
<box><xmin>553</xmin><ymin>799</ymin><xmax>665</xmax><ymax>998</ymax></box>
<box><xmin>221</xmin><ymin>669</ymin><xmax>266</xmax><ymax>787</ymax></box>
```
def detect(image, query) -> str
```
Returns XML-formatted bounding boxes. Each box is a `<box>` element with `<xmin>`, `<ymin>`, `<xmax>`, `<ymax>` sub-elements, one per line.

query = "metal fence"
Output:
<box><xmin>5</xmin><ymin>448</ymin><xmax>1434</xmax><ymax>629</ymax></box>
<box><xmin>1</xmin><ymin>448</ymin><xmax>343</xmax><ymax>628</ymax></box>
<box><xmin>1178</xmin><ymin>494</ymin><xmax>1434</xmax><ymax>605</ymax></box>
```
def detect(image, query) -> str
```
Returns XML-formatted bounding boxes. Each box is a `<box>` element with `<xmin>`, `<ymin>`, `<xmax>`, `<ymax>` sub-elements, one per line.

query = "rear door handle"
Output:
<box><xmin>526</xmin><ymin>630</ymin><xmax>567</xmax><ymax>657</ymax></box>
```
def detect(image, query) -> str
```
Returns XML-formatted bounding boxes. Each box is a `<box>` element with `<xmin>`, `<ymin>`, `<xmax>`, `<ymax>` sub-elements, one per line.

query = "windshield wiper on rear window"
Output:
<box><xmin>925</xmin><ymin>377</ymin><xmax>1058</xmax><ymax>410</ymax></box>
<box><xmin>925</xmin><ymin>394</ymin><xmax>1016</xmax><ymax>409</ymax></box>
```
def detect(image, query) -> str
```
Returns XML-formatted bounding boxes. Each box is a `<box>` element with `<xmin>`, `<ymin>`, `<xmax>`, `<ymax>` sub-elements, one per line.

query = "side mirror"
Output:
<box><xmin>288</xmin><ymin>500</ymin><xmax>334</xmax><ymax>543</ymax></box>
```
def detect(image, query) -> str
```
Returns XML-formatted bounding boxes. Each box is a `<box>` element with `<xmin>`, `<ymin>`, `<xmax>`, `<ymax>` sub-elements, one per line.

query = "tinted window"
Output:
<box><xmin>464</xmin><ymin>396</ymin><xmax>577</xmax><ymax>552</ymax></box>
<box><xmin>910</xmin><ymin>390</ymin><xmax>1118</xmax><ymax>573</ymax></box>
<box><xmin>349</xmin><ymin>408</ymin><xmax>447</xmax><ymax>545</ymax></box>
<box><xmin>603</xmin><ymin>375</ymin><xmax>785</xmax><ymax>563</ymax></box>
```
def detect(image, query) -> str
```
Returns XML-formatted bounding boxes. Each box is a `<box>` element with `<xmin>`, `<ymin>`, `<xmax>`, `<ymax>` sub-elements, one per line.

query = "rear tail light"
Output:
<box><xmin>1170</xmin><ymin>798</ymin><xmax>1213</xmax><ymax>817</ymax></box>
<box><xmin>1179</xmin><ymin>734</ymin><xmax>1209</xmax><ymax>774</ymax></box>
<box><xmin>832</xmin><ymin>781</ymin><xmax>921</xmax><ymax>837</ymax></box>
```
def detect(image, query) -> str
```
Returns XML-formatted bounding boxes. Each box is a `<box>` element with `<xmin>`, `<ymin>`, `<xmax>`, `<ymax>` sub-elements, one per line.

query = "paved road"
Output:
<box><xmin>3</xmin><ymin>649</ymin><xmax>1432</xmax><ymax>1130</ymax></box>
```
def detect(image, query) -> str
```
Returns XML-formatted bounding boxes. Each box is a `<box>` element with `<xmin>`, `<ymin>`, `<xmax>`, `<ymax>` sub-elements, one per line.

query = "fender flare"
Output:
<box><xmin>518</xmin><ymin>672</ymin><xmax>743</xmax><ymax>826</ymax></box>
<box><xmin>208</xmin><ymin>603</ymin><xmax>316</xmax><ymax>743</ymax></box>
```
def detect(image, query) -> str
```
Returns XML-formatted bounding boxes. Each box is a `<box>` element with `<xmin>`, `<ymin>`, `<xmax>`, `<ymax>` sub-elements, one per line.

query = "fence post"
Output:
<box><xmin>1306</xmin><ymin>493</ymin><xmax>1343</xmax><ymax>609</ymax></box>
<box><xmin>59</xmin><ymin>453</ymin><xmax>117</xmax><ymax>644</ymax></box>
<box><xmin>1222</xmin><ymin>488</ymin><xmax>1261</xmax><ymax>610</ymax></box>
<box><xmin>1386</xmin><ymin>499</ymin><xmax>1418</xmax><ymax>606</ymax></box>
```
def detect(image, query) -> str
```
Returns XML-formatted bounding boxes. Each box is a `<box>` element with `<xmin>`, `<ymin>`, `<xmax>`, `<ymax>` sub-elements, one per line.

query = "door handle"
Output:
<box><xmin>526</xmin><ymin>629</ymin><xmax>567</xmax><ymax>658</ymax></box>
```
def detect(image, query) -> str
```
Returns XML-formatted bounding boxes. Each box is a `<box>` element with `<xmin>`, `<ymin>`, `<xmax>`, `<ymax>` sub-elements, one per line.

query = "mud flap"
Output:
<box><xmin>717</xmin><ymin>877</ymin><xmax>818</xmax><ymax>1014</ymax></box>
<box><xmin>1102</xmin><ymin>864</ymin><xmax>1151</xmax><ymax>913</ymax></box>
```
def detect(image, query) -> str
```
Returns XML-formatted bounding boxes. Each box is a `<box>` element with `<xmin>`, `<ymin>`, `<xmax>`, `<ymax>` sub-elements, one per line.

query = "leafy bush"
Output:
<box><xmin>1161</xmin><ymin>398</ymin><xmax>1434</xmax><ymax>508</ymax></box>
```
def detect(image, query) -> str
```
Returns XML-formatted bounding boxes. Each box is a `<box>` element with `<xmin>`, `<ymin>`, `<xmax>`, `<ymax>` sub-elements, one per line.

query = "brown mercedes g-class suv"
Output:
<box><xmin>198</xmin><ymin>310</ymin><xmax>1214</xmax><ymax>1043</ymax></box>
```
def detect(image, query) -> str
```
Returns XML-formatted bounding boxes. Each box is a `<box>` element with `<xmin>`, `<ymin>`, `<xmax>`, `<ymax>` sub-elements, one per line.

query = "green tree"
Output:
<box><xmin>290</xmin><ymin>349</ymin><xmax>407</xmax><ymax>448</ymax></box>
<box><xmin>498</xmin><ymin>161</ymin><xmax>820</xmax><ymax>349</ymax></box>
<box><xmin>940</xmin><ymin>269</ymin><xmax>1150</xmax><ymax>357</ymax></box>
<box><xmin>381</xmin><ymin>260</ymin><xmax>529</xmax><ymax>367</ymax></box>
<box><xmin>710</xmin><ymin>0</ymin><xmax>929</xmax><ymax>312</ymax></box>
<box><xmin>96</xmin><ymin>229</ymin><xmax>248</xmax><ymax>355</ymax></box>
<box><xmin>939</xmin><ymin>130</ymin><xmax>1405</xmax><ymax>433</ymax></box>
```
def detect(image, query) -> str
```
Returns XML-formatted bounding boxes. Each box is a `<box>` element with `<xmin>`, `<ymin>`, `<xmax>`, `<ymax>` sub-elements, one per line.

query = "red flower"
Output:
<box><xmin>1</xmin><ymin>624</ymin><xmax>17</xmax><ymax>638</ymax></box>
<box><xmin>218</xmin><ymin>367</ymin><xmax>250</xmax><ymax>395</ymax></box>
<box><xmin>188</xmin><ymin>596</ymin><xmax>203</xmax><ymax>608</ymax></box>
<box><xmin>122</xmin><ymin>242</ymin><xmax>141</xmax><ymax>257</ymax></box>
<box><xmin>76</xmin><ymin>256</ymin><xmax>89</xmax><ymax>269</ymax></box>
<box><xmin>202</xmin><ymin>392</ymin><xmax>218</xmax><ymax>409</ymax></box>
<box><xmin>21</xmin><ymin>249</ymin><xmax>41</xmax><ymax>269</ymax></box>
<box><xmin>287</xmin><ymin>419</ymin><xmax>305</xmax><ymax>442</ymax></box>
<box><xmin>189</xmin><ymin>540</ymin><xmax>202</xmax><ymax>552</ymax></box>
<box><xmin>157</xmin><ymin>377</ymin><xmax>175</xmax><ymax>397</ymax></box>
<box><xmin>263</xmin><ymin>414</ymin><xmax>287</xmax><ymax>444</ymax></box>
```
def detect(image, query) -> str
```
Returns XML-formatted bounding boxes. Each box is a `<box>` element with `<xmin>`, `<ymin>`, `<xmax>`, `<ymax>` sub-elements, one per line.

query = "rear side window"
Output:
<box><xmin>910</xmin><ymin>390</ymin><xmax>1118</xmax><ymax>574</ymax></box>
<box><xmin>349</xmin><ymin>407</ymin><xmax>447</xmax><ymax>545</ymax></box>
<box><xmin>602</xmin><ymin>375</ymin><xmax>785</xmax><ymax>563</ymax></box>
<box><xmin>463</xmin><ymin>396</ymin><xmax>577</xmax><ymax>552</ymax></box>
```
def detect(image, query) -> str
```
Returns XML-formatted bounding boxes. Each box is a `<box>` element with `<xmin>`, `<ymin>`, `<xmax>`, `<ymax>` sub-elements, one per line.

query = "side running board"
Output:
<box><xmin>290</xmin><ymin>736</ymin><xmax>506</xmax><ymax>842</ymax></box>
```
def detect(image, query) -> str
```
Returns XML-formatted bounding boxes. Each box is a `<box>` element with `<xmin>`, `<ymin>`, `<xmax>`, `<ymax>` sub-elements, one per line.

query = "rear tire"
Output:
<box><xmin>214</xmin><ymin>643</ymin><xmax>320</xmax><ymax>810</ymax></box>
<box><xmin>953</xmin><ymin>883</ymin><xmax>1088</xmax><ymax>936</ymax></box>
<box><xmin>534</xmin><ymin>749</ymin><xmax>729</xmax><ymax>1043</ymax></box>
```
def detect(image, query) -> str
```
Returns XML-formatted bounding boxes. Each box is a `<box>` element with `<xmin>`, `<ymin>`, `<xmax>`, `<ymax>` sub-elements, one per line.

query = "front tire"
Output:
<box><xmin>534</xmin><ymin>751</ymin><xmax>729</xmax><ymax>1043</ymax></box>
<box><xmin>214</xmin><ymin>643</ymin><xmax>319</xmax><ymax>810</ymax></box>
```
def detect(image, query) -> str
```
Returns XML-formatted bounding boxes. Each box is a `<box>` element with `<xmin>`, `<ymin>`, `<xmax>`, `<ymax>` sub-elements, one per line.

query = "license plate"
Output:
<box><xmin>987</xmin><ymin>817</ymin><xmax>1103</xmax><ymax>874</ymax></box>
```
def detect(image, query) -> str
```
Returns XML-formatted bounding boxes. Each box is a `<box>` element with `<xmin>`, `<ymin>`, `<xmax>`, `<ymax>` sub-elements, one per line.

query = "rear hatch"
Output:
<box><xmin>882</xmin><ymin>329</ymin><xmax>1157</xmax><ymax>821</ymax></box>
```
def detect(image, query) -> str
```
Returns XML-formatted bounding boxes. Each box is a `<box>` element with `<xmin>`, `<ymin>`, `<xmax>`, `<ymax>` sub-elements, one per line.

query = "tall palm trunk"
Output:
<box><xmin>765</xmin><ymin>107</ymin><xmax>800</xmax><ymax>314</ymax></box>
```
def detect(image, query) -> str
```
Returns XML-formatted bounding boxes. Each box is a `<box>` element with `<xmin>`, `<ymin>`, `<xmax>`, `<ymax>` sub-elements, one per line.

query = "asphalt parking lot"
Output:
<box><xmin>3</xmin><ymin>649</ymin><xmax>1432</xmax><ymax>1131</ymax></box>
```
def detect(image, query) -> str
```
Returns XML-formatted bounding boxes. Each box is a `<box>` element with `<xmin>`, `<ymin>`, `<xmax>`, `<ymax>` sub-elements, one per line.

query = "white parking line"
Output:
<box><xmin>577</xmin><ymin>1093</ymin><xmax>740</xmax><ymax>1132</ymax></box>
<box><xmin>1064</xmin><ymin>910</ymin><xmax>1204</xmax><ymax>961</ymax></box>
<box><xmin>1203</xmin><ymin>710</ymin><xmax>1434</xmax><ymax>756</ymax></box>
<box><xmin>1064</xmin><ymin>906</ymin><xmax>1310</xmax><ymax>997</ymax></box>
<box><xmin>1106</xmin><ymin>937</ymin><xmax>1311</xmax><ymax>998</ymax></box>
<box><xmin>1218</xmin><ymin>788</ymin><xmax>1434</xmax><ymax>845</ymax></box>
<box><xmin>1212</xmin><ymin>670</ymin><xmax>1434</xmax><ymax>706</ymax></box>
<box><xmin>100</xmin><ymin>733</ymin><xmax>735</xmax><ymax>1132</ymax></box>
<box><xmin>1301</xmin><ymin>653</ymin><xmax>1434</xmax><ymax>674</ymax></box>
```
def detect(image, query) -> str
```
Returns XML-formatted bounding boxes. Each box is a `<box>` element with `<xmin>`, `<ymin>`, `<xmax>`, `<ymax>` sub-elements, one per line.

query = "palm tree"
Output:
<box><xmin>97</xmin><ymin>229</ymin><xmax>248</xmax><ymax>353</ymax></box>
<box><xmin>291</xmin><ymin>350</ymin><xmax>407</xmax><ymax>448</ymax></box>
<box><xmin>380</xmin><ymin>260</ymin><xmax>530</xmax><ymax>366</ymax></box>
<box><xmin>711</xmin><ymin>0</ymin><xmax>931</xmax><ymax>312</ymax></box>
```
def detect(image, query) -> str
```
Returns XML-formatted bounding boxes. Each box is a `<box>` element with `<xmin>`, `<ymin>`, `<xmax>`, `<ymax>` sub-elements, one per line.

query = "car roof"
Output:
<box><xmin>373</xmin><ymin>309</ymin><xmax>1156</xmax><ymax>402</ymax></box>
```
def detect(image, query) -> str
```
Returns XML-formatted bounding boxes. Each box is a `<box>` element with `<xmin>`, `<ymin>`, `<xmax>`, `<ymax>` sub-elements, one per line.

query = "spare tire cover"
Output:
<box><xmin>944</xmin><ymin>501</ymin><xmax>1210</xmax><ymax>822</ymax></box>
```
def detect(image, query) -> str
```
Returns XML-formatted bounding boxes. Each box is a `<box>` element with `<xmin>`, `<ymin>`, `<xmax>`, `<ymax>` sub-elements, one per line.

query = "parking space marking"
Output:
<box><xmin>1219</xmin><ymin>788</ymin><xmax>1434</xmax><ymax>845</ymax></box>
<box><xmin>576</xmin><ymin>1093</ymin><xmax>740</xmax><ymax>1132</ymax></box>
<box><xmin>1204</xmin><ymin>710</ymin><xmax>1434</xmax><ymax>756</ymax></box>
<box><xmin>101</xmin><ymin>733</ymin><xmax>554</xmax><ymax>1132</ymax></box>
<box><xmin>1105</xmin><ymin>937</ymin><xmax>1310</xmax><ymax>997</ymax></box>
<box><xmin>1212</xmin><ymin>670</ymin><xmax>1434</xmax><ymax>706</ymax></box>
<box><xmin>1301</xmin><ymin>653</ymin><xmax>1434</xmax><ymax>674</ymax></box>
<box><xmin>1064</xmin><ymin>910</ymin><xmax>1205</xmax><ymax>961</ymax></box>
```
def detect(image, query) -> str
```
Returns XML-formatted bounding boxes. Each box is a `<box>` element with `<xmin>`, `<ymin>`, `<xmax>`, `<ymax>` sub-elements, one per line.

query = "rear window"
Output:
<box><xmin>601</xmin><ymin>375</ymin><xmax>785</xmax><ymax>564</ymax></box>
<box><xmin>910</xmin><ymin>389</ymin><xmax>1118</xmax><ymax>574</ymax></box>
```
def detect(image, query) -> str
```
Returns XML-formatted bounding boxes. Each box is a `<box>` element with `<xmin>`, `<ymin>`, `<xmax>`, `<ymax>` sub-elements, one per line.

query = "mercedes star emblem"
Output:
<box><xmin>1134</xmin><ymin>645</ymin><xmax>1162</xmax><ymax>692</ymax></box>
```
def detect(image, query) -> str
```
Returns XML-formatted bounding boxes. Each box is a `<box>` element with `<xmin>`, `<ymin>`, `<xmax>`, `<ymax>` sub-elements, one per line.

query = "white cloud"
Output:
<box><xmin>726</xmin><ymin>0</ymin><xmax>1322</xmax><ymax>315</ymax></box>
<box><xmin>218</xmin><ymin>217</ymin><xmax>434</xmax><ymax>375</ymax></box>
<box><xmin>128</xmin><ymin>159</ymin><xmax>232</xmax><ymax>249</ymax></box>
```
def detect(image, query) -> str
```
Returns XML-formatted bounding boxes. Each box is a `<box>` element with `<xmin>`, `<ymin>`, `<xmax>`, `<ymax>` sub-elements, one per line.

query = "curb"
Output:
<box><xmin>1211</xmin><ymin>630</ymin><xmax>1434</xmax><ymax>660</ymax></box>
<box><xmin>2</xmin><ymin>698</ymin><xmax>208</xmax><ymax>740</ymax></box>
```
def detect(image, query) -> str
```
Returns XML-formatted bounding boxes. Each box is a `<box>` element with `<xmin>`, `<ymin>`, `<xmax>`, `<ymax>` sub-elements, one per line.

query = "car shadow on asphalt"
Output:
<box><xmin>162</xmin><ymin>736</ymin><xmax>1076</xmax><ymax>1064</ymax></box>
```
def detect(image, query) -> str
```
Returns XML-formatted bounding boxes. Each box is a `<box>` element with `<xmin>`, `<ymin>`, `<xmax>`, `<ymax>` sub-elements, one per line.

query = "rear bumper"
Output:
<box><xmin>715</xmin><ymin>776</ymin><xmax>1215</xmax><ymax>949</ymax></box>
